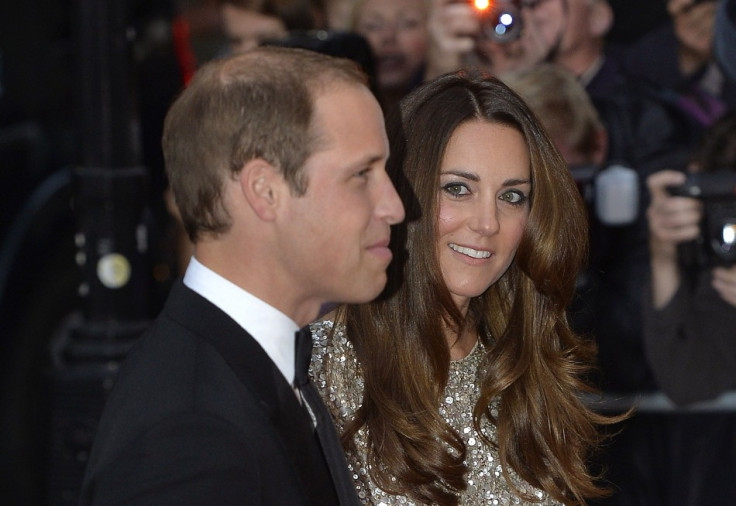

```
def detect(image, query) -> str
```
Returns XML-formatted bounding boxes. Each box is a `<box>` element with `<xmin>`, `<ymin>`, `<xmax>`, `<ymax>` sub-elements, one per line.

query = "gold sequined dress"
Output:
<box><xmin>309</xmin><ymin>320</ymin><xmax>561</xmax><ymax>505</ymax></box>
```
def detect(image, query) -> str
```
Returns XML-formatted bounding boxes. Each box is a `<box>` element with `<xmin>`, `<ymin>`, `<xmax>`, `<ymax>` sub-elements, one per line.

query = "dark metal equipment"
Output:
<box><xmin>46</xmin><ymin>0</ymin><xmax>152</xmax><ymax>503</ymax></box>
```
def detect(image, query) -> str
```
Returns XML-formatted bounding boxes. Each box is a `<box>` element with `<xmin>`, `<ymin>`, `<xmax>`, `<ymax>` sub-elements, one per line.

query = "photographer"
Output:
<box><xmin>424</xmin><ymin>0</ymin><xmax>563</xmax><ymax>80</ymax></box>
<box><xmin>644</xmin><ymin>110</ymin><xmax>736</xmax><ymax>406</ymax></box>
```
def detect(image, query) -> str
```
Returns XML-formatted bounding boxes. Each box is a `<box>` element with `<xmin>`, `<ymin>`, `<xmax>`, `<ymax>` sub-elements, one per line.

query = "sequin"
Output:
<box><xmin>309</xmin><ymin>321</ymin><xmax>561</xmax><ymax>505</ymax></box>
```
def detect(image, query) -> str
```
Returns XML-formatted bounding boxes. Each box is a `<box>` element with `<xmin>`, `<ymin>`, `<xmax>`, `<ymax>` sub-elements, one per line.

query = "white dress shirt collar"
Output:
<box><xmin>182</xmin><ymin>256</ymin><xmax>299</xmax><ymax>386</ymax></box>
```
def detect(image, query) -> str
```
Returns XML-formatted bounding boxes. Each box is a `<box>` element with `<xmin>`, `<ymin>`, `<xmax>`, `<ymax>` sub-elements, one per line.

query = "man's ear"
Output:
<box><xmin>590</xmin><ymin>0</ymin><xmax>614</xmax><ymax>39</ymax></box>
<box><xmin>238</xmin><ymin>159</ymin><xmax>283</xmax><ymax>221</ymax></box>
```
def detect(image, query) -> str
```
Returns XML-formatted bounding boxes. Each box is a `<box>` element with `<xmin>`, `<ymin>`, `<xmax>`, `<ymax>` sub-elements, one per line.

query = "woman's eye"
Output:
<box><xmin>359</xmin><ymin>19</ymin><xmax>383</xmax><ymax>33</ymax></box>
<box><xmin>501</xmin><ymin>190</ymin><xmax>527</xmax><ymax>205</ymax></box>
<box><xmin>443</xmin><ymin>183</ymin><xmax>469</xmax><ymax>196</ymax></box>
<box><xmin>398</xmin><ymin>18</ymin><xmax>421</xmax><ymax>30</ymax></box>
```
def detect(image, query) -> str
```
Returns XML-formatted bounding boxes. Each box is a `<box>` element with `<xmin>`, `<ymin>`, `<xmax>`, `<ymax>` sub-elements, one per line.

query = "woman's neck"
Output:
<box><xmin>447</xmin><ymin>326</ymin><xmax>478</xmax><ymax>361</ymax></box>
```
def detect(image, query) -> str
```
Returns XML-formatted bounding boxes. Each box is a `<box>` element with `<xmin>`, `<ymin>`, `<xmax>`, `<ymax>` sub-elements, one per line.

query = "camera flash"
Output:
<box><xmin>722</xmin><ymin>224</ymin><xmax>736</xmax><ymax>247</ymax></box>
<box><xmin>475</xmin><ymin>0</ymin><xmax>491</xmax><ymax>11</ymax></box>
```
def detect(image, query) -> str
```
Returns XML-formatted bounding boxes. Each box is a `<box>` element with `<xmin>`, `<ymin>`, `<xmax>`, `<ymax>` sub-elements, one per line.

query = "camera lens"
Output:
<box><xmin>476</xmin><ymin>0</ymin><xmax>523</xmax><ymax>44</ymax></box>
<box><xmin>709</xmin><ymin>215</ymin><xmax>736</xmax><ymax>265</ymax></box>
<box><xmin>717</xmin><ymin>222</ymin><xmax>736</xmax><ymax>253</ymax></box>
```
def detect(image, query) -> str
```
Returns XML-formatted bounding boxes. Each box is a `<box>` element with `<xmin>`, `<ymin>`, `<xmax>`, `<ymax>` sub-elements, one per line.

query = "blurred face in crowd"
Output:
<box><xmin>354</xmin><ymin>0</ymin><xmax>429</xmax><ymax>91</ymax></box>
<box><xmin>524</xmin><ymin>0</ymin><xmax>568</xmax><ymax>53</ymax></box>
<box><xmin>554</xmin><ymin>0</ymin><xmax>595</xmax><ymax>55</ymax></box>
<box><xmin>221</xmin><ymin>3</ymin><xmax>288</xmax><ymax>53</ymax></box>
<box><xmin>550</xmin><ymin>0</ymin><xmax>612</xmax><ymax>72</ymax></box>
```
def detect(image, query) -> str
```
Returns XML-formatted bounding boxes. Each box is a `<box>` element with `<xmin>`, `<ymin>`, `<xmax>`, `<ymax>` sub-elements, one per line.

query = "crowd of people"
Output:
<box><xmin>2</xmin><ymin>0</ymin><xmax>736</xmax><ymax>505</ymax></box>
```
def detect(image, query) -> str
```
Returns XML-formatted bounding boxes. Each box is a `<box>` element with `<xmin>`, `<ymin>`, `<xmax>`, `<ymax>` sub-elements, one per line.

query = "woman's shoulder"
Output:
<box><xmin>308</xmin><ymin>318</ymin><xmax>358</xmax><ymax>380</ymax></box>
<box><xmin>308</xmin><ymin>318</ymin><xmax>363</xmax><ymax>423</ymax></box>
<box><xmin>309</xmin><ymin>319</ymin><xmax>351</xmax><ymax>355</ymax></box>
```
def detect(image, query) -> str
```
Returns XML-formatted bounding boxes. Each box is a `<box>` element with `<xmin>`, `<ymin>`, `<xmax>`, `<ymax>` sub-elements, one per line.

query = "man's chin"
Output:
<box><xmin>339</xmin><ymin>275</ymin><xmax>388</xmax><ymax>305</ymax></box>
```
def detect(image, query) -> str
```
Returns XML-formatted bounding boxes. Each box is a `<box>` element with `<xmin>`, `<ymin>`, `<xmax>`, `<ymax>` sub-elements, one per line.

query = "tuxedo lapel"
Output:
<box><xmin>164</xmin><ymin>281</ymin><xmax>278</xmax><ymax>413</ymax></box>
<box><xmin>301</xmin><ymin>381</ymin><xmax>361</xmax><ymax>506</ymax></box>
<box><xmin>270</xmin><ymin>366</ymin><xmax>341</xmax><ymax>505</ymax></box>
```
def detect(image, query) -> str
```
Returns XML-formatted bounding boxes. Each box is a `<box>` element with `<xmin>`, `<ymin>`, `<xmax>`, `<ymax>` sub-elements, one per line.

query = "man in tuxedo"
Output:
<box><xmin>80</xmin><ymin>46</ymin><xmax>405</xmax><ymax>505</ymax></box>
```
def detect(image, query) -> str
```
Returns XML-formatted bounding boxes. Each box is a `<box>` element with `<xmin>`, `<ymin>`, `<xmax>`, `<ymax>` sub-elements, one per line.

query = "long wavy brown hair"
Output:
<box><xmin>334</xmin><ymin>70</ymin><xmax>624</xmax><ymax>505</ymax></box>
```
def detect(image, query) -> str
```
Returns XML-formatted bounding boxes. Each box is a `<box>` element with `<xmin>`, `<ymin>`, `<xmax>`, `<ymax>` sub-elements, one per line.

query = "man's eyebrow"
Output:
<box><xmin>349</xmin><ymin>153</ymin><xmax>387</xmax><ymax>168</ymax></box>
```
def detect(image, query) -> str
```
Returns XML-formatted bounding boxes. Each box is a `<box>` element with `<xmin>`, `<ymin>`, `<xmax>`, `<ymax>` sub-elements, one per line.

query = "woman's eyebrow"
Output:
<box><xmin>440</xmin><ymin>170</ymin><xmax>479</xmax><ymax>182</ymax></box>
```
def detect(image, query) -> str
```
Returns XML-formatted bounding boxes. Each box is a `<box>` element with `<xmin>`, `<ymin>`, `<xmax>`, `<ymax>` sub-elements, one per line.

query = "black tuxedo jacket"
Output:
<box><xmin>80</xmin><ymin>281</ymin><xmax>358</xmax><ymax>505</ymax></box>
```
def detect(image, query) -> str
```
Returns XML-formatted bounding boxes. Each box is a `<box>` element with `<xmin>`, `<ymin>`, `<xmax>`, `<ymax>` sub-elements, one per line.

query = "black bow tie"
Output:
<box><xmin>294</xmin><ymin>326</ymin><xmax>313</xmax><ymax>388</ymax></box>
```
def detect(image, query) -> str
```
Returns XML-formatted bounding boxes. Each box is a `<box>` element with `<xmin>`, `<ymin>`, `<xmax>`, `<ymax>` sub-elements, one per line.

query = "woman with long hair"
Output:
<box><xmin>310</xmin><ymin>69</ymin><xmax>621</xmax><ymax>505</ymax></box>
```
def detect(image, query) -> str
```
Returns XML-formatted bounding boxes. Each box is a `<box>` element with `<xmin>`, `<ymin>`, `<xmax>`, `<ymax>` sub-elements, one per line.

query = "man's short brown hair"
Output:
<box><xmin>162</xmin><ymin>46</ymin><xmax>367</xmax><ymax>242</ymax></box>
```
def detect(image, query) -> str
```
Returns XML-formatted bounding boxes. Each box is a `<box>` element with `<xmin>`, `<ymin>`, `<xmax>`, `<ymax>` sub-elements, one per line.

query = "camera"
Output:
<box><xmin>570</xmin><ymin>163</ymin><xmax>640</xmax><ymax>226</ymax></box>
<box><xmin>473</xmin><ymin>0</ymin><xmax>524</xmax><ymax>43</ymax></box>
<box><xmin>471</xmin><ymin>0</ymin><xmax>543</xmax><ymax>44</ymax></box>
<box><xmin>666</xmin><ymin>169</ymin><xmax>736</xmax><ymax>266</ymax></box>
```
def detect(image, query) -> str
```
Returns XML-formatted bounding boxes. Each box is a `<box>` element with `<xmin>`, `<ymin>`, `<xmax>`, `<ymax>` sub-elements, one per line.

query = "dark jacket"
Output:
<box><xmin>80</xmin><ymin>280</ymin><xmax>351</xmax><ymax>505</ymax></box>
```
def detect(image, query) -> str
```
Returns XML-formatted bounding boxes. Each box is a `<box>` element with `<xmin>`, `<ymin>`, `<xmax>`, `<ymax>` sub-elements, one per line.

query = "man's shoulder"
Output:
<box><xmin>82</xmin><ymin>318</ymin><xmax>273</xmax><ymax>492</ymax></box>
<box><xmin>90</xmin><ymin>303</ymin><xmax>260</xmax><ymax>441</ymax></box>
<box><xmin>105</xmin><ymin>306</ymin><xmax>258</xmax><ymax>418</ymax></box>
<box><xmin>80</xmin><ymin>403</ymin><xmax>300</xmax><ymax>506</ymax></box>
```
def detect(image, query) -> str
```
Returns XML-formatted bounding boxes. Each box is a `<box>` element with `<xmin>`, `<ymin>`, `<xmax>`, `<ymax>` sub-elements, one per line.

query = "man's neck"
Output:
<box><xmin>194</xmin><ymin>245</ymin><xmax>322</xmax><ymax>327</ymax></box>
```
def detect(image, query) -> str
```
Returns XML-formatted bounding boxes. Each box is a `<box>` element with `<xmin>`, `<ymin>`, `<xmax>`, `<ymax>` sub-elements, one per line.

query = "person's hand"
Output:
<box><xmin>425</xmin><ymin>0</ymin><xmax>481</xmax><ymax>80</ymax></box>
<box><xmin>425</xmin><ymin>0</ymin><xmax>563</xmax><ymax>80</ymax></box>
<box><xmin>646</xmin><ymin>170</ymin><xmax>704</xmax><ymax>263</ymax></box>
<box><xmin>646</xmin><ymin>169</ymin><xmax>704</xmax><ymax>308</ymax></box>
<box><xmin>712</xmin><ymin>264</ymin><xmax>736</xmax><ymax>307</ymax></box>
<box><xmin>668</xmin><ymin>0</ymin><xmax>718</xmax><ymax>74</ymax></box>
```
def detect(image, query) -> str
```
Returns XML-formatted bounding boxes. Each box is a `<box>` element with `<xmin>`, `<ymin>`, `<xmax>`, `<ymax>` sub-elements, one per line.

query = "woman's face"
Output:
<box><xmin>436</xmin><ymin>120</ymin><xmax>531</xmax><ymax>313</ymax></box>
<box><xmin>355</xmin><ymin>0</ymin><xmax>428</xmax><ymax>91</ymax></box>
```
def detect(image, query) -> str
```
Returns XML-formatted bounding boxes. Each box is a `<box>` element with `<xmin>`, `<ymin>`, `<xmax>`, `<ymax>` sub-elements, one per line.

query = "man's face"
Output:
<box><xmin>550</xmin><ymin>0</ymin><xmax>599</xmax><ymax>59</ymax></box>
<box><xmin>276</xmin><ymin>84</ymin><xmax>405</xmax><ymax>309</ymax></box>
<box><xmin>524</xmin><ymin>0</ymin><xmax>568</xmax><ymax>53</ymax></box>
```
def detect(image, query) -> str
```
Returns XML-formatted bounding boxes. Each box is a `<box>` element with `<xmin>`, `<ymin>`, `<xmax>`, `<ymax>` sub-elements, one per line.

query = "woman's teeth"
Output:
<box><xmin>449</xmin><ymin>243</ymin><xmax>491</xmax><ymax>259</ymax></box>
